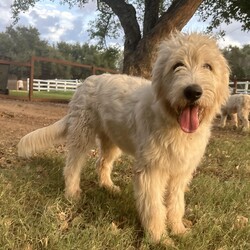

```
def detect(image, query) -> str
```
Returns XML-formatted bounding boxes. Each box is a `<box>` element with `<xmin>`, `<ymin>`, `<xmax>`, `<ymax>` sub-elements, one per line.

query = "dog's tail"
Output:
<box><xmin>18</xmin><ymin>116</ymin><xmax>68</xmax><ymax>157</ymax></box>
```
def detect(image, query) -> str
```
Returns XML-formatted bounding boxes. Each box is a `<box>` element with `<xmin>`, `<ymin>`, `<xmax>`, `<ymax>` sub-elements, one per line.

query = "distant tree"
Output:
<box><xmin>198</xmin><ymin>0</ymin><xmax>250</xmax><ymax>34</ymax></box>
<box><xmin>39</xmin><ymin>45</ymin><xmax>73</xmax><ymax>79</ymax></box>
<box><xmin>57</xmin><ymin>43</ymin><xmax>120</xmax><ymax>70</ymax></box>
<box><xmin>0</xmin><ymin>26</ymin><xmax>49</xmax><ymax>77</ymax></box>
<box><xmin>241</xmin><ymin>45</ymin><xmax>250</xmax><ymax>78</ymax></box>
<box><xmin>0</xmin><ymin>26</ymin><xmax>120</xmax><ymax>79</ymax></box>
<box><xmin>0</xmin><ymin>26</ymin><xmax>73</xmax><ymax>79</ymax></box>
<box><xmin>222</xmin><ymin>45</ymin><xmax>250</xmax><ymax>79</ymax></box>
<box><xmin>0</xmin><ymin>26</ymin><xmax>48</xmax><ymax>61</ymax></box>
<box><xmin>56</xmin><ymin>42</ymin><xmax>121</xmax><ymax>78</ymax></box>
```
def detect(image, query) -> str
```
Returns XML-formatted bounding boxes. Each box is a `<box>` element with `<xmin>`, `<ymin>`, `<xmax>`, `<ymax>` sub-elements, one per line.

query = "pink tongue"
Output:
<box><xmin>179</xmin><ymin>106</ymin><xmax>199</xmax><ymax>133</ymax></box>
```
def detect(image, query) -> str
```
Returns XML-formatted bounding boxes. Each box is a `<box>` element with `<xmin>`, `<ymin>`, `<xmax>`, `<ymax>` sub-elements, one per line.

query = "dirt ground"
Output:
<box><xmin>0</xmin><ymin>98</ymin><xmax>68</xmax><ymax>168</ymax></box>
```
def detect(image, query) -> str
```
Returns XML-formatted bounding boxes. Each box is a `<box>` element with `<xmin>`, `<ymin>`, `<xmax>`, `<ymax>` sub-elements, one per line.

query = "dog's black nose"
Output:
<box><xmin>184</xmin><ymin>84</ymin><xmax>203</xmax><ymax>102</ymax></box>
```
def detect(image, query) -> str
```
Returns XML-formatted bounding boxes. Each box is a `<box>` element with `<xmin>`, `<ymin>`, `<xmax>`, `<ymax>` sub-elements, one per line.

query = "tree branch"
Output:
<box><xmin>149</xmin><ymin>0</ymin><xmax>204</xmax><ymax>44</ymax></box>
<box><xmin>101</xmin><ymin>0</ymin><xmax>141</xmax><ymax>51</ymax></box>
<box><xmin>143</xmin><ymin>0</ymin><xmax>160</xmax><ymax>36</ymax></box>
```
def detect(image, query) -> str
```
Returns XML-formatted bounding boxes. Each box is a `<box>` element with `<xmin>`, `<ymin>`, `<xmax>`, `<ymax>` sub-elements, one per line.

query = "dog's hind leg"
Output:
<box><xmin>63</xmin><ymin>118</ymin><xmax>96</xmax><ymax>200</ymax></box>
<box><xmin>96</xmin><ymin>133</ymin><xmax>121</xmax><ymax>193</ymax></box>
<box><xmin>238</xmin><ymin>109</ymin><xmax>249</xmax><ymax>131</ymax></box>
<box><xmin>231</xmin><ymin>113</ymin><xmax>238</xmax><ymax>129</ymax></box>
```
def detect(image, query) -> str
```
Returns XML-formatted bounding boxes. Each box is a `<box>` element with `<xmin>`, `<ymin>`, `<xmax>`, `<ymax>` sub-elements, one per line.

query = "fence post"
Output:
<box><xmin>91</xmin><ymin>65</ymin><xmax>96</xmax><ymax>75</ymax></box>
<box><xmin>64</xmin><ymin>80</ymin><xmax>66</xmax><ymax>92</ymax></box>
<box><xmin>233</xmin><ymin>75</ymin><xmax>237</xmax><ymax>94</ymax></box>
<box><xmin>27</xmin><ymin>78</ymin><xmax>29</xmax><ymax>91</ymax></box>
<box><xmin>55</xmin><ymin>78</ymin><xmax>58</xmax><ymax>91</ymax></box>
<box><xmin>37</xmin><ymin>80</ymin><xmax>40</xmax><ymax>91</ymax></box>
<box><xmin>245</xmin><ymin>81</ymin><xmax>249</xmax><ymax>94</ymax></box>
<box><xmin>29</xmin><ymin>56</ymin><xmax>35</xmax><ymax>101</ymax></box>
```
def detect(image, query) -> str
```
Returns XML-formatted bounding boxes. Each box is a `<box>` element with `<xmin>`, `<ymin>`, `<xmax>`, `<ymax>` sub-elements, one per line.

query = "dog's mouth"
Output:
<box><xmin>177</xmin><ymin>105</ymin><xmax>204</xmax><ymax>133</ymax></box>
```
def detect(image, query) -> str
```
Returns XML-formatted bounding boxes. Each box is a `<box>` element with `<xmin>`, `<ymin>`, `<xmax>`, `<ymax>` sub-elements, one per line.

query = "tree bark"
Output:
<box><xmin>102</xmin><ymin>0</ymin><xmax>141</xmax><ymax>71</ymax></box>
<box><xmin>104</xmin><ymin>0</ymin><xmax>204</xmax><ymax>79</ymax></box>
<box><xmin>143</xmin><ymin>0</ymin><xmax>160</xmax><ymax>37</ymax></box>
<box><xmin>129</xmin><ymin>0</ymin><xmax>204</xmax><ymax>78</ymax></box>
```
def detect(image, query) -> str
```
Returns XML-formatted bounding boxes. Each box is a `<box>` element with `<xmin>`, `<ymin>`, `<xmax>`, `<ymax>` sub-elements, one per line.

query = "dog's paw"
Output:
<box><xmin>64</xmin><ymin>188</ymin><xmax>82</xmax><ymax>201</ymax></box>
<box><xmin>242</xmin><ymin>127</ymin><xmax>249</xmax><ymax>133</ymax></box>
<box><xmin>110</xmin><ymin>184</ymin><xmax>121</xmax><ymax>194</ymax></box>
<box><xmin>144</xmin><ymin>232</ymin><xmax>176</xmax><ymax>248</ymax></box>
<box><xmin>161</xmin><ymin>236</ymin><xmax>176</xmax><ymax>248</ymax></box>
<box><xmin>101</xmin><ymin>184</ymin><xmax>121</xmax><ymax>194</ymax></box>
<box><xmin>170</xmin><ymin>222</ymin><xmax>190</xmax><ymax>236</ymax></box>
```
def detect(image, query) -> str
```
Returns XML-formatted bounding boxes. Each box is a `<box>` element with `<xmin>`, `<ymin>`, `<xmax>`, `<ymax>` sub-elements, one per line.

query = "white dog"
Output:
<box><xmin>221</xmin><ymin>94</ymin><xmax>250</xmax><ymax>131</ymax></box>
<box><xmin>18</xmin><ymin>32</ymin><xmax>230</xmax><ymax>243</ymax></box>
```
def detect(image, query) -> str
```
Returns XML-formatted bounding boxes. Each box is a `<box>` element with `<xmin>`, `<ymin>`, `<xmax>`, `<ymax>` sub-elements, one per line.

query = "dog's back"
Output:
<box><xmin>69</xmin><ymin>74</ymin><xmax>152</xmax><ymax>155</ymax></box>
<box><xmin>221</xmin><ymin>94</ymin><xmax>249</xmax><ymax>114</ymax></box>
<box><xmin>18</xmin><ymin>74</ymin><xmax>152</xmax><ymax>157</ymax></box>
<box><xmin>220</xmin><ymin>94</ymin><xmax>250</xmax><ymax>129</ymax></box>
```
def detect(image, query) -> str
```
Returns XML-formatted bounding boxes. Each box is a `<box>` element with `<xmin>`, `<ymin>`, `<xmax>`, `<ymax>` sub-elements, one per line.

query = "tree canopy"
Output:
<box><xmin>11</xmin><ymin>0</ymin><xmax>250</xmax><ymax>78</ymax></box>
<box><xmin>223</xmin><ymin>45</ymin><xmax>250</xmax><ymax>79</ymax></box>
<box><xmin>198</xmin><ymin>0</ymin><xmax>250</xmax><ymax>33</ymax></box>
<box><xmin>11</xmin><ymin>0</ymin><xmax>204</xmax><ymax>77</ymax></box>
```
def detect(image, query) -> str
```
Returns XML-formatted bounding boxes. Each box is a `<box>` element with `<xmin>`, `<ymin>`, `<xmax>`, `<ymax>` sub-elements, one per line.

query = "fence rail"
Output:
<box><xmin>0</xmin><ymin>56</ymin><xmax>118</xmax><ymax>100</ymax></box>
<box><xmin>229</xmin><ymin>81</ymin><xmax>249</xmax><ymax>94</ymax></box>
<box><xmin>27</xmin><ymin>78</ymin><xmax>82</xmax><ymax>92</ymax></box>
<box><xmin>31</xmin><ymin>79</ymin><xmax>249</xmax><ymax>94</ymax></box>
<box><xmin>27</xmin><ymin>79</ymin><xmax>250</xmax><ymax>94</ymax></box>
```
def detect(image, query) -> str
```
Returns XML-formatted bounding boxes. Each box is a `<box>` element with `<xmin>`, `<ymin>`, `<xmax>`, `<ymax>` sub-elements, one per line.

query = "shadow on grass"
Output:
<box><xmin>16</xmin><ymin>154</ymin><xmax>149</xmax><ymax>248</ymax></box>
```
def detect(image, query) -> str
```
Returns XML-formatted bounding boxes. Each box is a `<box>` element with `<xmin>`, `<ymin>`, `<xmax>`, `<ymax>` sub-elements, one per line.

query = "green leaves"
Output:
<box><xmin>223</xmin><ymin>45</ymin><xmax>250</xmax><ymax>79</ymax></box>
<box><xmin>198</xmin><ymin>0</ymin><xmax>250</xmax><ymax>32</ymax></box>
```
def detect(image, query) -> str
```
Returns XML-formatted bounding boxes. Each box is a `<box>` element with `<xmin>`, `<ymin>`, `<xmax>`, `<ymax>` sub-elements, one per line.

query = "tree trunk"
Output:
<box><xmin>102</xmin><ymin>0</ymin><xmax>141</xmax><ymax>72</ymax></box>
<box><xmin>123</xmin><ymin>0</ymin><xmax>204</xmax><ymax>79</ymax></box>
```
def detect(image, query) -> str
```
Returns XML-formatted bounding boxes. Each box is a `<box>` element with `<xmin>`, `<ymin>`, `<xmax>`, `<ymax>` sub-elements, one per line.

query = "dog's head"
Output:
<box><xmin>152</xmin><ymin>32</ymin><xmax>230</xmax><ymax>133</ymax></box>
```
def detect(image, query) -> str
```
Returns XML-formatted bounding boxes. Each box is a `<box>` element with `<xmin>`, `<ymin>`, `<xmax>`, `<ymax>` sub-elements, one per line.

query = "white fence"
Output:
<box><xmin>27</xmin><ymin>78</ymin><xmax>250</xmax><ymax>94</ymax></box>
<box><xmin>27</xmin><ymin>78</ymin><xmax>82</xmax><ymax>92</ymax></box>
<box><xmin>229</xmin><ymin>81</ymin><xmax>249</xmax><ymax>94</ymax></box>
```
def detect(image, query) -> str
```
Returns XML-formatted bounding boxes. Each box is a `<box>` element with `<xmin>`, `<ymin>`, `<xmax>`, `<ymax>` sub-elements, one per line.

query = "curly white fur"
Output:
<box><xmin>18</xmin><ymin>32</ymin><xmax>230</xmax><ymax>243</ymax></box>
<box><xmin>221</xmin><ymin>94</ymin><xmax>250</xmax><ymax>131</ymax></box>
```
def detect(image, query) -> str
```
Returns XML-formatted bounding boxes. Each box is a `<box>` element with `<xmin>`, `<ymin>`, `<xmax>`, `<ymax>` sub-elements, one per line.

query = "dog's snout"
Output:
<box><xmin>184</xmin><ymin>84</ymin><xmax>203</xmax><ymax>102</ymax></box>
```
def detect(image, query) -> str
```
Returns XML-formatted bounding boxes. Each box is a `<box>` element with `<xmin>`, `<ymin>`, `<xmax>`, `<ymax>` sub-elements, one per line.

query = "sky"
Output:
<box><xmin>0</xmin><ymin>0</ymin><xmax>249</xmax><ymax>49</ymax></box>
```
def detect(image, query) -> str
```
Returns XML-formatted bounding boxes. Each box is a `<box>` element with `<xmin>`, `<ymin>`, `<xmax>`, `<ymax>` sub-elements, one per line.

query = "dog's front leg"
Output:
<box><xmin>166</xmin><ymin>172</ymin><xmax>192</xmax><ymax>235</ymax></box>
<box><xmin>220</xmin><ymin>113</ymin><xmax>227</xmax><ymax>127</ymax></box>
<box><xmin>133</xmin><ymin>166</ymin><xmax>167</xmax><ymax>242</ymax></box>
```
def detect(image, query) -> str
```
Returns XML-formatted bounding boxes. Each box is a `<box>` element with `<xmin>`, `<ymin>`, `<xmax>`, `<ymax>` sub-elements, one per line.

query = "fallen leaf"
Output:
<box><xmin>234</xmin><ymin>215</ymin><xmax>248</xmax><ymax>229</ymax></box>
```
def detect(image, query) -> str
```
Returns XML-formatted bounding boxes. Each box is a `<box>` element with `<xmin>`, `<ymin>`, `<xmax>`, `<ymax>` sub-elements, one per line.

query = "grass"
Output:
<box><xmin>0</xmin><ymin>130</ymin><xmax>249</xmax><ymax>249</ymax></box>
<box><xmin>9</xmin><ymin>90</ymin><xmax>74</xmax><ymax>100</ymax></box>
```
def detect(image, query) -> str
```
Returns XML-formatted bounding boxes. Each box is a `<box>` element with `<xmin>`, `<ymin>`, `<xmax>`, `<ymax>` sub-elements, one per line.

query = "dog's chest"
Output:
<box><xmin>151</xmin><ymin>130</ymin><xmax>209</xmax><ymax>172</ymax></box>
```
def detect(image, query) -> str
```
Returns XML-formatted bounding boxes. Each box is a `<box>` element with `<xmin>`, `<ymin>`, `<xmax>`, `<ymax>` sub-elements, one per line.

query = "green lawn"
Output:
<box><xmin>9</xmin><ymin>90</ymin><xmax>74</xmax><ymax>100</ymax></box>
<box><xmin>0</xmin><ymin>130</ymin><xmax>249</xmax><ymax>249</ymax></box>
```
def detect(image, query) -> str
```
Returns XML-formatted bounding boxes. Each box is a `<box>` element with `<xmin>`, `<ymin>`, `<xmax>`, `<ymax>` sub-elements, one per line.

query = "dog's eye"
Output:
<box><xmin>203</xmin><ymin>63</ymin><xmax>212</xmax><ymax>71</ymax></box>
<box><xmin>173</xmin><ymin>62</ymin><xmax>185</xmax><ymax>71</ymax></box>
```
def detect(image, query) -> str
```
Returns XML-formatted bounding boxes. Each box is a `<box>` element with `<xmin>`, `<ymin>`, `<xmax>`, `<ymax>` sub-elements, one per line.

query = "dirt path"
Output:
<box><xmin>0</xmin><ymin>98</ymin><xmax>68</xmax><ymax>168</ymax></box>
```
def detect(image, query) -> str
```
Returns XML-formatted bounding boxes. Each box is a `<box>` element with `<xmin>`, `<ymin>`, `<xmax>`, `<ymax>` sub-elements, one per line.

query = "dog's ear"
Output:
<box><xmin>151</xmin><ymin>41</ymin><xmax>173</xmax><ymax>100</ymax></box>
<box><xmin>214</xmin><ymin>54</ymin><xmax>231</xmax><ymax>109</ymax></box>
<box><xmin>151</xmin><ymin>59</ymin><xmax>164</xmax><ymax>100</ymax></box>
